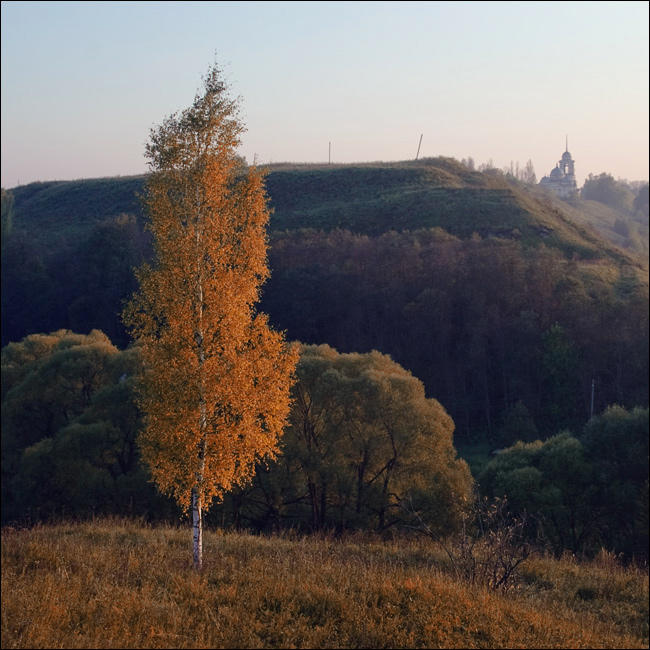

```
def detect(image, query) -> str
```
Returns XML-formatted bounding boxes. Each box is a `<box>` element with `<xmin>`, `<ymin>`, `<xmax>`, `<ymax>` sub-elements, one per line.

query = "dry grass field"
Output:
<box><xmin>2</xmin><ymin>517</ymin><xmax>648</xmax><ymax>649</ymax></box>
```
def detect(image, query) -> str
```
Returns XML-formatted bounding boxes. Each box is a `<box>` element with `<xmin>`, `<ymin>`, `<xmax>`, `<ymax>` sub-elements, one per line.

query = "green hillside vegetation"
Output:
<box><xmin>561</xmin><ymin>197</ymin><xmax>634</xmax><ymax>244</ymax></box>
<box><xmin>529</xmin><ymin>187</ymin><xmax>649</xmax><ymax>257</ymax></box>
<box><xmin>7</xmin><ymin>158</ymin><xmax>646</xmax><ymax>264</ymax></box>
<box><xmin>264</xmin><ymin>159</ymin><xmax>641</xmax><ymax>263</ymax></box>
<box><xmin>2</xmin><ymin>518</ymin><xmax>648</xmax><ymax>649</ymax></box>
<box><xmin>7</xmin><ymin>176</ymin><xmax>146</xmax><ymax>248</ymax></box>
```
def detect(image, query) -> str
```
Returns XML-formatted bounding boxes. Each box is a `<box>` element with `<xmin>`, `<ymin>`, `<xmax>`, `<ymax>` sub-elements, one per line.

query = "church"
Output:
<box><xmin>538</xmin><ymin>142</ymin><xmax>578</xmax><ymax>198</ymax></box>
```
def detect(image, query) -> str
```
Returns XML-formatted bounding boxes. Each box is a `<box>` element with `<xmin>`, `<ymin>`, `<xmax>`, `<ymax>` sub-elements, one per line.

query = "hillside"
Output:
<box><xmin>528</xmin><ymin>185</ymin><xmax>649</xmax><ymax>255</ymax></box>
<box><xmin>6</xmin><ymin>158</ymin><xmax>645</xmax><ymax>267</ymax></box>
<box><xmin>7</xmin><ymin>175</ymin><xmax>146</xmax><ymax>248</ymax></box>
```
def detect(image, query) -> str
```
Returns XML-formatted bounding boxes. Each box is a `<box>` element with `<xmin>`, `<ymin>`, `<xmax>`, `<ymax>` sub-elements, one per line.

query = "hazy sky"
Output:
<box><xmin>2</xmin><ymin>1</ymin><xmax>648</xmax><ymax>189</ymax></box>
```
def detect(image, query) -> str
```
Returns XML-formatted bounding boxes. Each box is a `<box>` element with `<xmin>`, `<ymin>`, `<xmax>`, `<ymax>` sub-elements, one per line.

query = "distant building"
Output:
<box><xmin>539</xmin><ymin>142</ymin><xmax>578</xmax><ymax>198</ymax></box>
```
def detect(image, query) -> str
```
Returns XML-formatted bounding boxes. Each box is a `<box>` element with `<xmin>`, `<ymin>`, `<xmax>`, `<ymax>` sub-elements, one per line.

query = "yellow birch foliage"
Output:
<box><xmin>123</xmin><ymin>66</ymin><xmax>298</xmax><ymax>514</ymax></box>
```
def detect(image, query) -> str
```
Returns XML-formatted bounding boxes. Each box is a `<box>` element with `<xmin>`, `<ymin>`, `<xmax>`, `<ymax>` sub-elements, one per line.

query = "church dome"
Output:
<box><xmin>561</xmin><ymin>150</ymin><xmax>573</xmax><ymax>160</ymax></box>
<box><xmin>550</xmin><ymin>165</ymin><xmax>565</xmax><ymax>179</ymax></box>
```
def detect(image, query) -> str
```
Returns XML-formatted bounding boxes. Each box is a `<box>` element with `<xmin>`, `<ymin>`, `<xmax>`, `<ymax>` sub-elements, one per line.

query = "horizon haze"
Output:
<box><xmin>1</xmin><ymin>1</ymin><xmax>648</xmax><ymax>190</ymax></box>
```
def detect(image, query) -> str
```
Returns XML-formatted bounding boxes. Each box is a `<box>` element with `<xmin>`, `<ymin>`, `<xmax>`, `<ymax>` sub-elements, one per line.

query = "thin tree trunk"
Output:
<box><xmin>192</xmin><ymin>484</ymin><xmax>203</xmax><ymax>570</ymax></box>
<box><xmin>193</xmin><ymin>207</ymin><xmax>206</xmax><ymax>571</ymax></box>
<box><xmin>192</xmin><ymin>387</ymin><xmax>207</xmax><ymax>570</ymax></box>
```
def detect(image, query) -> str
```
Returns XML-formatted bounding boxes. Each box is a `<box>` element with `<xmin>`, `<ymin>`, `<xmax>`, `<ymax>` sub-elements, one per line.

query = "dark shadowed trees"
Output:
<box><xmin>239</xmin><ymin>344</ymin><xmax>473</xmax><ymax>534</ymax></box>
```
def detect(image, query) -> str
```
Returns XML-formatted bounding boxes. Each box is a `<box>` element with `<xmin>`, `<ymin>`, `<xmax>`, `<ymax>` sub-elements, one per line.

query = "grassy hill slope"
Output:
<box><xmin>7</xmin><ymin>158</ymin><xmax>644</xmax><ymax>269</ymax></box>
<box><xmin>8</xmin><ymin>176</ymin><xmax>146</xmax><ymax>248</ymax></box>
<box><xmin>264</xmin><ymin>159</ymin><xmax>616</xmax><ymax>259</ymax></box>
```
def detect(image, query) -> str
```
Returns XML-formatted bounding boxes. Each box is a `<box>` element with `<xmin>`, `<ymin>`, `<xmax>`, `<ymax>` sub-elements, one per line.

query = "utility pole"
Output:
<box><xmin>415</xmin><ymin>134</ymin><xmax>423</xmax><ymax>160</ymax></box>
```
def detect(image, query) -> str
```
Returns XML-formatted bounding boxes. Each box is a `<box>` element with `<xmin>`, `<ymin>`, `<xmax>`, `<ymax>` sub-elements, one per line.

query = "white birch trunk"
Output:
<box><xmin>193</xmin><ymin>196</ymin><xmax>206</xmax><ymax>571</ymax></box>
<box><xmin>192</xmin><ymin>484</ymin><xmax>203</xmax><ymax>570</ymax></box>
<box><xmin>193</xmin><ymin>340</ymin><xmax>207</xmax><ymax>570</ymax></box>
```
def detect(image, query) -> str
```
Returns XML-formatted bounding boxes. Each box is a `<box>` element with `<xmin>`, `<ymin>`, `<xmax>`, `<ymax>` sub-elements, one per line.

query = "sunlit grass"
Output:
<box><xmin>2</xmin><ymin>518</ymin><xmax>648</xmax><ymax>649</ymax></box>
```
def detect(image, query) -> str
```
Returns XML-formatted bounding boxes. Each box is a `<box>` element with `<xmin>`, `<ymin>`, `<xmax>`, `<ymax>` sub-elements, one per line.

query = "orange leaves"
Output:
<box><xmin>123</xmin><ymin>65</ymin><xmax>296</xmax><ymax>518</ymax></box>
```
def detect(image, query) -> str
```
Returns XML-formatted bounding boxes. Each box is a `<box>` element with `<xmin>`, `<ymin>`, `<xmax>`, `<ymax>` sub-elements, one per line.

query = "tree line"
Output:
<box><xmin>2</xmin><ymin>329</ymin><xmax>647</xmax><ymax>558</ymax></box>
<box><xmin>262</xmin><ymin>228</ymin><xmax>648</xmax><ymax>441</ymax></box>
<box><xmin>0</xmin><ymin>331</ymin><xmax>470</xmax><ymax>536</ymax></box>
<box><xmin>3</xmin><ymin>222</ymin><xmax>647</xmax><ymax>443</ymax></box>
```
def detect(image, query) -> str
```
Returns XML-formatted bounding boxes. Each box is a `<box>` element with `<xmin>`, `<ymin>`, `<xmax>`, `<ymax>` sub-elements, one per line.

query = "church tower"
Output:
<box><xmin>559</xmin><ymin>137</ymin><xmax>576</xmax><ymax>181</ymax></box>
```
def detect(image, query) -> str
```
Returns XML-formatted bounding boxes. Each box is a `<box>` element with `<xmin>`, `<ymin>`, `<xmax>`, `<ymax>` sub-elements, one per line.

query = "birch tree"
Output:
<box><xmin>123</xmin><ymin>66</ymin><xmax>298</xmax><ymax>569</ymax></box>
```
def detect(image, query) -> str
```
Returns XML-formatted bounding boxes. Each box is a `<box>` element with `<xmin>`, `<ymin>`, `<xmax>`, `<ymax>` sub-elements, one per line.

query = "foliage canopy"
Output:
<box><xmin>1</xmin><ymin>330</ymin><xmax>169</xmax><ymax>522</ymax></box>
<box><xmin>240</xmin><ymin>344</ymin><xmax>473</xmax><ymax>533</ymax></box>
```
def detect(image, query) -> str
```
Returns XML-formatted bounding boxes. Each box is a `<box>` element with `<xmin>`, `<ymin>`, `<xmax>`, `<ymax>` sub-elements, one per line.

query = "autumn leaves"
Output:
<box><xmin>123</xmin><ymin>66</ymin><xmax>297</xmax><ymax>567</ymax></box>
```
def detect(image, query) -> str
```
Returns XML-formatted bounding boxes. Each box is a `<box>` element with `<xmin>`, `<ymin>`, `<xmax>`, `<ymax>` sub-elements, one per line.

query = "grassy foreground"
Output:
<box><xmin>2</xmin><ymin>518</ymin><xmax>648</xmax><ymax>649</ymax></box>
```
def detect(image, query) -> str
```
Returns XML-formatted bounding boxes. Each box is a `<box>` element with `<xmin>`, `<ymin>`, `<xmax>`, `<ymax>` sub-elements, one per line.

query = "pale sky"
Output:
<box><xmin>1</xmin><ymin>1</ymin><xmax>648</xmax><ymax>189</ymax></box>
